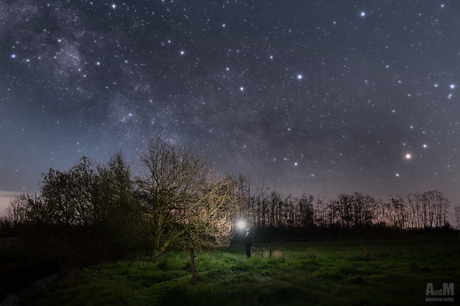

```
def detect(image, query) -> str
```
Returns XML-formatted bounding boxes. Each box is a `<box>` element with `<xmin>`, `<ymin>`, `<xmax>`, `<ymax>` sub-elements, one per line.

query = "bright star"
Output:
<box><xmin>405</xmin><ymin>154</ymin><xmax>412</xmax><ymax>159</ymax></box>
<box><xmin>297</xmin><ymin>74</ymin><xmax>302</xmax><ymax>79</ymax></box>
<box><xmin>360</xmin><ymin>12</ymin><xmax>366</xmax><ymax>17</ymax></box>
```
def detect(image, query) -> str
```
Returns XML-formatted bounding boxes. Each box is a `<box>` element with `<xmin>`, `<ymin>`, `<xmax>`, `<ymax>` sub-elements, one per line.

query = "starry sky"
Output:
<box><xmin>1</xmin><ymin>1</ymin><xmax>459</xmax><ymax>216</ymax></box>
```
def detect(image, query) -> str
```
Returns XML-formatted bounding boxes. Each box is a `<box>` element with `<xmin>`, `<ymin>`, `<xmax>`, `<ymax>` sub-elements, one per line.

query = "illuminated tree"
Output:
<box><xmin>136</xmin><ymin>137</ymin><xmax>238</xmax><ymax>259</ymax></box>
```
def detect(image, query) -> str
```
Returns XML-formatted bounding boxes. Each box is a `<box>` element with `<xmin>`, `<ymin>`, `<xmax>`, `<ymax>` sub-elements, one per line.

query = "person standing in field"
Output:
<box><xmin>244</xmin><ymin>228</ymin><xmax>252</xmax><ymax>258</ymax></box>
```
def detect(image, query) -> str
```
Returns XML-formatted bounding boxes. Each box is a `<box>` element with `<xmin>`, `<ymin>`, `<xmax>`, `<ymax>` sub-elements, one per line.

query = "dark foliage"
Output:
<box><xmin>5</xmin><ymin>139</ymin><xmax>239</xmax><ymax>268</ymax></box>
<box><xmin>233</xmin><ymin>176</ymin><xmax>454</xmax><ymax>241</ymax></box>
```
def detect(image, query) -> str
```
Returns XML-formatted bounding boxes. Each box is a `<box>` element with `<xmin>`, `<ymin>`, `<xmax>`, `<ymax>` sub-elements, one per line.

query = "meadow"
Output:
<box><xmin>5</xmin><ymin>232</ymin><xmax>460</xmax><ymax>305</ymax></box>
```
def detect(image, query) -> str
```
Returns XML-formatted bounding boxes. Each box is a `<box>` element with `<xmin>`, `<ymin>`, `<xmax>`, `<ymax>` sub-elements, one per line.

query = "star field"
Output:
<box><xmin>1</xmin><ymin>1</ymin><xmax>459</xmax><ymax>214</ymax></box>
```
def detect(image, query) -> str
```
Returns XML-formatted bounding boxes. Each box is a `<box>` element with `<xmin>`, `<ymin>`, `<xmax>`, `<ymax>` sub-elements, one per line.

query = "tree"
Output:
<box><xmin>297</xmin><ymin>194</ymin><xmax>314</xmax><ymax>239</ymax></box>
<box><xmin>6</xmin><ymin>193</ymin><xmax>38</xmax><ymax>225</ymax></box>
<box><xmin>337</xmin><ymin>194</ymin><xmax>352</xmax><ymax>232</ymax></box>
<box><xmin>454</xmin><ymin>205</ymin><xmax>460</xmax><ymax>230</ymax></box>
<box><xmin>136</xmin><ymin>137</ymin><xmax>238</xmax><ymax>259</ymax></box>
<box><xmin>12</xmin><ymin>153</ymin><xmax>145</xmax><ymax>266</ymax></box>
<box><xmin>298</xmin><ymin>194</ymin><xmax>314</xmax><ymax>227</ymax></box>
<box><xmin>418</xmin><ymin>190</ymin><xmax>450</xmax><ymax>228</ymax></box>
<box><xmin>90</xmin><ymin>152</ymin><xmax>146</xmax><ymax>257</ymax></box>
<box><xmin>268</xmin><ymin>190</ymin><xmax>281</xmax><ymax>232</ymax></box>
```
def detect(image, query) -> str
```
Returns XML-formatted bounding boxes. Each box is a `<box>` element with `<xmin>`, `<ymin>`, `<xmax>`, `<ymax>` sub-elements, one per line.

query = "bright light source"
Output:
<box><xmin>237</xmin><ymin>220</ymin><xmax>246</xmax><ymax>229</ymax></box>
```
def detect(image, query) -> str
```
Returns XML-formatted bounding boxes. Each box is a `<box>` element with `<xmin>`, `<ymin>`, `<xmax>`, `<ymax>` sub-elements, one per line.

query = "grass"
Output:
<box><xmin>15</xmin><ymin>232</ymin><xmax>460</xmax><ymax>305</ymax></box>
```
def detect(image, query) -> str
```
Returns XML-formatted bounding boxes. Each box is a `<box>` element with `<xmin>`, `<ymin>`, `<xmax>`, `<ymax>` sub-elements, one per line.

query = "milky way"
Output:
<box><xmin>1</xmin><ymin>1</ymin><xmax>459</xmax><ymax>214</ymax></box>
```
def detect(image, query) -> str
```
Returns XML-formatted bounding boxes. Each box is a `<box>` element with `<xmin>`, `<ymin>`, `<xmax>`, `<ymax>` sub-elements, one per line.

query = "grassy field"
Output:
<box><xmin>11</xmin><ymin>232</ymin><xmax>460</xmax><ymax>305</ymax></box>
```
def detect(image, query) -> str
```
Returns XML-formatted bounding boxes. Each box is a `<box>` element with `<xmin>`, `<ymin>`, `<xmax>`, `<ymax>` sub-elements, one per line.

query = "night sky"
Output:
<box><xmin>1</xmin><ymin>1</ymin><xmax>459</xmax><ymax>215</ymax></box>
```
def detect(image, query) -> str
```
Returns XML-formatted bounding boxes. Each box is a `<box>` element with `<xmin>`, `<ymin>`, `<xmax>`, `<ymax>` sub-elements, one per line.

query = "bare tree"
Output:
<box><xmin>136</xmin><ymin>137</ymin><xmax>238</xmax><ymax>259</ymax></box>
<box><xmin>6</xmin><ymin>193</ymin><xmax>39</xmax><ymax>224</ymax></box>
<box><xmin>454</xmin><ymin>204</ymin><xmax>460</xmax><ymax>230</ymax></box>
<box><xmin>298</xmin><ymin>194</ymin><xmax>314</xmax><ymax>229</ymax></box>
<box><xmin>268</xmin><ymin>191</ymin><xmax>281</xmax><ymax>228</ymax></box>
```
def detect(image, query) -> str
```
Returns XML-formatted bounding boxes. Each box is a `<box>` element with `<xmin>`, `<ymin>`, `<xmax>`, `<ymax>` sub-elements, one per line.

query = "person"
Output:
<box><xmin>243</xmin><ymin>227</ymin><xmax>252</xmax><ymax>258</ymax></box>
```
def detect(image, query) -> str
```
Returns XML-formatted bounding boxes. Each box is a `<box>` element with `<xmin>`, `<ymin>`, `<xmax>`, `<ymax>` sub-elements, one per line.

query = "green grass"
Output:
<box><xmin>19</xmin><ymin>233</ymin><xmax>460</xmax><ymax>305</ymax></box>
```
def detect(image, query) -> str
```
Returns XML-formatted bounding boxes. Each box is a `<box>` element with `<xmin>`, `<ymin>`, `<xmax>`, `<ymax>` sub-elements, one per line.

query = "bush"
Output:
<box><xmin>14</xmin><ymin>153</ymin><xmax>148</xmax><ymax>268</ymax></box>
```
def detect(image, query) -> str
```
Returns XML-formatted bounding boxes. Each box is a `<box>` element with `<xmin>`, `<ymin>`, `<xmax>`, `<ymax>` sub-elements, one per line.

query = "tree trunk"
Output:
<box><xmin>191</xmin><ymin>248</ymin><xmax>196</xmax><ymax>284</ymax></box>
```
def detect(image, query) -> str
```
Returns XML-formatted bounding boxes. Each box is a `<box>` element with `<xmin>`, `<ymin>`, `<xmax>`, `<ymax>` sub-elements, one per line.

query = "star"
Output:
<box><xmin>1</xmin><ymin>0</ymin><xmax>459</xmax><ymax>218</ymax></box>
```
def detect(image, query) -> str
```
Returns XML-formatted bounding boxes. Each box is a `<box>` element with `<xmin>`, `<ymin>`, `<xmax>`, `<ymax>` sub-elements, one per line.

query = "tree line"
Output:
<box><xmin>234</xmin><ymin>176</ymin><xmax>455</xmax><ymax>240</ymax></box>
<box><xmin>1</xmin><ymin>138</ymin><xmax>240</xmax><ymax>267</ymax></box>
<box><xmin>0</xmin><ymin>137</ymin><xmax>458</xmax><ymax>267</ymax></box>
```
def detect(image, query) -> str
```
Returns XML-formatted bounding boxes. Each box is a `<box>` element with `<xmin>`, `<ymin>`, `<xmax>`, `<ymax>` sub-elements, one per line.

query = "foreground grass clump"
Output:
<box><xmin>21</xmin><ymin>233</ymin><xmax>460</xmax><ymax>305</ymax></box>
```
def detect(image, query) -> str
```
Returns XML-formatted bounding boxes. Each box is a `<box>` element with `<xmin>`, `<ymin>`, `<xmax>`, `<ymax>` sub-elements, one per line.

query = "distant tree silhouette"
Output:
<box><xmin>231</xmin><ymin>178</ymin><xmax>453</xmax><ymax>239</ymax></box>
<box><xmin>454</xmin><ymin>205</ymin><xmax>460</xmax><ymax>229</ymax></box>
<box><xmin>6</xmin><ymin>142</ymin><xmax>455</xmax><ymax>267</ymax></box>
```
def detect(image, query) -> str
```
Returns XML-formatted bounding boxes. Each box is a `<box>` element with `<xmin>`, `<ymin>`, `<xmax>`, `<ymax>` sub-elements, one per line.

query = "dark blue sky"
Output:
<box><xmin>1</xmin><ymin>1</ymin><xmax>459</xmax><ymax>215</ymax></box>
